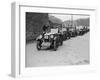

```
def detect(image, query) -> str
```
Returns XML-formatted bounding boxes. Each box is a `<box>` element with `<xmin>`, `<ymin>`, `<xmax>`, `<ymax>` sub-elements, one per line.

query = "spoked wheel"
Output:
<box><xmin>37</xmin><ymin>41</ymin><xmax>41</xmax><ymax>50</ymax></box>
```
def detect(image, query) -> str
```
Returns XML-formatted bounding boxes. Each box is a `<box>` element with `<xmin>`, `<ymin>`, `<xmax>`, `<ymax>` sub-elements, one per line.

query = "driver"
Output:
<box><xmin>42</xmin><ymin>24</ymin><xmax>51</xmax><ymax>35</ymax></box>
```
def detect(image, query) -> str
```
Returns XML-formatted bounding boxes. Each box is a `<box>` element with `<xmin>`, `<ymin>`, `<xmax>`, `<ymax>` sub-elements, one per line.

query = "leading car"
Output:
<box><xmin>36</xmin><ymin>28</ymin><xmax>63</xmax><ymax>51</ymax></box>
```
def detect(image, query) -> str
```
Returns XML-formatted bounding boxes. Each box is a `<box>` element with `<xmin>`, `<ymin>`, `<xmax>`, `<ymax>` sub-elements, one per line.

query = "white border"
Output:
<box><xmin>11</xmin><ymin>2</ymin><xmax>96</xmax><ymax>78</ymax></box>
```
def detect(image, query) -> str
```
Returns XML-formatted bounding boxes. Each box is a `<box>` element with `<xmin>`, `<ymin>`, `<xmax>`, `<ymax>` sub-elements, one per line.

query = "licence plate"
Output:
<box><xmin>42</xmin><ymin>42</ymin><xmax>50</xmax><ymax>46</ymax></box>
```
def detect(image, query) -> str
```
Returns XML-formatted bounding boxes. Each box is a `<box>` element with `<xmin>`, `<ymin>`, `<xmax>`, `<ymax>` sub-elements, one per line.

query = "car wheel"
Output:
<box><xmin>60</xmin><ymin>41</ymin><xmax>63</xmax><ymax>45</ymax></box>
<box><xmin>53</xmin><ymin>40</ymin><xmax>57</xmax><ymax>51</ymax></box>
<box><xmin>37</xmin><ymin>41</ymin><xmax>41</xmax><ymax>50</ymax></box>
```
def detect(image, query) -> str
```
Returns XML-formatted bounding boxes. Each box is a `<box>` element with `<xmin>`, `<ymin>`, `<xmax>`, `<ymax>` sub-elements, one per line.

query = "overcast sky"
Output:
<box><xmin>49</xmin><ymin>14</ymin><xmax>89</xmax><ymax>22</ymax></box>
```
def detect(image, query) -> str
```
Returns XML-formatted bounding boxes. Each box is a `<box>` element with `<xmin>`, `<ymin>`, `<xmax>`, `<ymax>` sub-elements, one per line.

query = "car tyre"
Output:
<box><xmin>53</xmin><ymin>40</ymin><xmax>57</xmax><ymax>51</ymax></box>
<box><xmin>60</xmin><ymin>41</ymin><xmax>63</xmax><ymax>45</ymax></box>
<box><xmin>37</xmin><ymin>41</ymin><xmax>41</xmax><ymax>50</ymax></box>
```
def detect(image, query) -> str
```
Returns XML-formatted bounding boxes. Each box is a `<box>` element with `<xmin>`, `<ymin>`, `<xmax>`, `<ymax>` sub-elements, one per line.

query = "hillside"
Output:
<box><xmin>49</xmin><ymin>15</ymin><xmax>62</xmax><ymax>24</ymax></box>
<box><xmin>63</xmin><ymin>18</ymin><xmax>90</xmax><ymax>27</ymax></box>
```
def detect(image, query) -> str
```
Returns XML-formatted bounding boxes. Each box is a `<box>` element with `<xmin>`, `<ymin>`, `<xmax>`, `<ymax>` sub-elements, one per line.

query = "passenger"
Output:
<box><xmin>42</xmin><ymin>25</ymin><xmax>50</xmax><ymax>37</ymax></box>
<box><xmin>43</xmin><ymin>25</ymin><xmax>48</xmax><ymax>32</ymax></box>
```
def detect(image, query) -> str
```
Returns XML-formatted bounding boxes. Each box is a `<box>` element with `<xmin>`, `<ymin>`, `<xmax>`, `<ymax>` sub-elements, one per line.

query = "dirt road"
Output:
<box><xmin>26</xmin><ymin>33</ymin><xmax>89</xmax><ymax>67</ymax></box>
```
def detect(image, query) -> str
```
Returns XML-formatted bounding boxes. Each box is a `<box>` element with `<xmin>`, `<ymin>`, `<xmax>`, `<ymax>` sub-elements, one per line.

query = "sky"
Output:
<box><xmin>49</xmin><ymin>14</ymin><xmax>89</xmax><ymax>22</ymax></box>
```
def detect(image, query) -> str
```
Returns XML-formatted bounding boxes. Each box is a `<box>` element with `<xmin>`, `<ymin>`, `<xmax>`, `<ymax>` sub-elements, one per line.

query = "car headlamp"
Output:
<box><xmin>36</xmin><ymin>35</ymin><xmax>42</xmax><ymax>40</ymax></box>
<box><xmin>50</xmin><ymin>35</ymin><xmax>54</xmax><ymax>38</ymax></box>
<box><xmin>44</xmin><ymin>35</ymin><xmax>48</xmax><ymax>39</ymax></box>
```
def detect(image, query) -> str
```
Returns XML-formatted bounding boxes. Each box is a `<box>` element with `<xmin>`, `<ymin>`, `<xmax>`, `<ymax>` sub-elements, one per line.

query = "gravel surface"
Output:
<box><xmin>26</xmin><ymin>32</ymin><xmax>89</xmax><ymax>67</ymax></box>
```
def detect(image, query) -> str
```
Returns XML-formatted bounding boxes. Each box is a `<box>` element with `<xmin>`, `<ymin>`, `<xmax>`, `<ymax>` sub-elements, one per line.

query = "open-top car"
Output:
<box><xmin>61</xmin><ymin>27</ymin><xmax>71</xmax><ymax>40</ymax></box>
<box><xmin>76</xmin><ymin>26</ymin><xmax>89</xmax><ymax>36</ymax></box>
<box><xmin>68</xmin><ymin>27</ymin><xmax>77</xmax><ymax>37</ymax></box>
<box><xmin>36</xmin><ymin>28</ymin><xmax>63</xmax><ymax>51</ymax></box>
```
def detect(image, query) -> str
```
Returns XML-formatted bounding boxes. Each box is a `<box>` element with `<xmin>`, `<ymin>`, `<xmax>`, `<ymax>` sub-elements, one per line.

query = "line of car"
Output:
<box><xmin>36</xmin><ymin>26</ymin><xmax>89</xmax><ymax>51</ymax></box>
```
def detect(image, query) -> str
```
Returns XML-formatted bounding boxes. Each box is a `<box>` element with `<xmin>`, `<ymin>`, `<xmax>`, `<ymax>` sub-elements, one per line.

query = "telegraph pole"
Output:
<box><xmin>71</xmin><ymin>14</ymin><xmax>73</xmax><ymax>27</ymax></box>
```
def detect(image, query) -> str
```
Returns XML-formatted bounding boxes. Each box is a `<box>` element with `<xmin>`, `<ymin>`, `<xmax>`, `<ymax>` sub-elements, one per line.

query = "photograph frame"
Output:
<box><xmin>11</xmin><ymin>2</ymin><xmax>96</xmax><ymax>78</ymax></box>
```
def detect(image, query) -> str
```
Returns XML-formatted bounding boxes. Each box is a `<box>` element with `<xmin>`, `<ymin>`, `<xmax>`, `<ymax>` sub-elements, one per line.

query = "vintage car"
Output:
<box><xmin>36</xmin><ymin>28</ymin><xmax>63</xmax><ymax>51</ymax></box>
<box><xmin>68</xmin><ymin>27</ymin><xmax>77</xmax><ymax>37</ymax></box>
<box><xmin>82</xmin><ymin>26</ymin><xmax>90</xmax><ymax>34</ymax></box>
<box><xmin>61</xmin><ymin>27</ymin><xmax>70</xmax><ymax>40</ymax></box>
<box><xmin>77</xmin><ymin>26</ymin><xmax>89</xmax><ymax>36</ymax></box>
